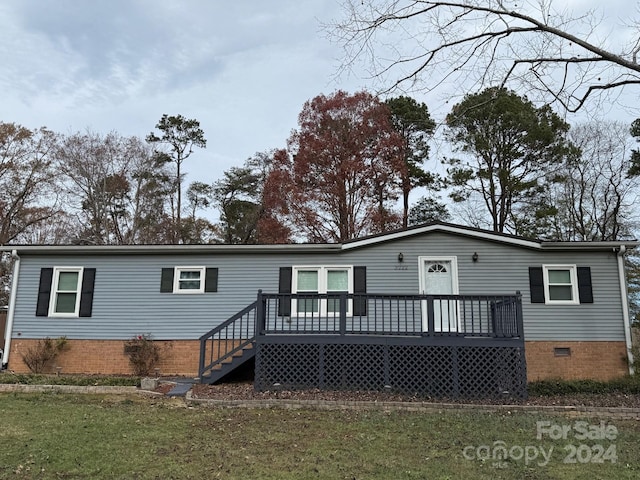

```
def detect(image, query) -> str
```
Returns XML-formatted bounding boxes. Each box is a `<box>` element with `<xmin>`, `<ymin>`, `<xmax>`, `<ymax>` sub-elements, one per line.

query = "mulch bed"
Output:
<box><xmin>189</xmin><ymin>381</ymin><xmax>640</xmax><ymax>408</ymax></box>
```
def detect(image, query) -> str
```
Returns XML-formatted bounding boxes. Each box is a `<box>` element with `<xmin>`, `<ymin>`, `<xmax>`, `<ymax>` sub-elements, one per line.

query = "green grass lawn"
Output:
<box><xmin>1</xmin><ymin>393</ymin><xmax>639</xmax><ymax>479</ymax></box>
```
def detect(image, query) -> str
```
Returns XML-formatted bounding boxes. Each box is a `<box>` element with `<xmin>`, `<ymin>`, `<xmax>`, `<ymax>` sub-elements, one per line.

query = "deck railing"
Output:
<box><xmin>256</xmin><ymin>291</ymin><xmax>523</xmax><ymax>338</ymax></box>
<box><xmin>198</xmin><ymin>301</ymin><xmax>257</xmax><ymax>379</ymax></box>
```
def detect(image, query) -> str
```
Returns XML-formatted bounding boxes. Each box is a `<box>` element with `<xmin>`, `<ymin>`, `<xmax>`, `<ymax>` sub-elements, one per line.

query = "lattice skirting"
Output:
<box><xmin>255</xmin><ymin>342</ymin><xmax>527</xmax><ymax>399</ymax></box>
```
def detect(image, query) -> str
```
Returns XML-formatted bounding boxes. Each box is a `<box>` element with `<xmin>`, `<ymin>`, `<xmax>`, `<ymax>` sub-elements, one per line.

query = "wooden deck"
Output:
<box><xmin>199</xmin><ymin>292</ymin><xmax>527</xmax><ymax>398</ymax></box>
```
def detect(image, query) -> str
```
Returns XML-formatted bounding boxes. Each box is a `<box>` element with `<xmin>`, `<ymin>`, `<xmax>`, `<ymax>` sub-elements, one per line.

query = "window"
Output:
<box><xmin>292</xmin><ymin>266</ymin><xmax>353</xmax><ymax>315</ymax></box>
<box><xmin>296</xmin><ymin>269</ymin><xmax>319</xmax><ymax>313</ymax></box>
<box><xmin>327</xmin><ymin>269</ymin><xmax>349</xmax><ymax>313</ymax></box>
<box><xmin>174</xmin><ymin>267</ymin><xmax>205</xmax><ymax>294</ymax></box>
<box><xmin>543</xmin><ymin>265</ymin><xmax>579</xmax><ymax>305</ymax></box>
<box><xmin>529</xmin><ymin>265</ymin><xmax>592</xmax><ymax>305</ymax></box>
<box><xmin>160</xmin><ymin>267</ymin><xmax>218</xmax><ymax>294</ymax></box>
<box><xmin>49</xmin><ymin>267</ymin><xmax>83</xmax><ymax>317</ymax></box>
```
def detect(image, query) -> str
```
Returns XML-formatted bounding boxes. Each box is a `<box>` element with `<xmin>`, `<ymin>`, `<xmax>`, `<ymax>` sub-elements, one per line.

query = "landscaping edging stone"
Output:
<box><xmin>0</xmin><ymin>384</ymin><xmax>162</xmax><ymax>396</ymax></box>
<box><xmin>185</xmin><ymin>391</ymin><xmax>640</xmax><ymax>420</ymax></box>
<box><xmin>2</xmin><ymin>384</ymin><xmax>639</xmax><ymax>419</ymax></box>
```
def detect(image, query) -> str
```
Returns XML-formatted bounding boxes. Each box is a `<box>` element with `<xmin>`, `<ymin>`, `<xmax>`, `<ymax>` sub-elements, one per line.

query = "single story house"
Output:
<box><xmin>1</xmin><ymin>223</ymin><xmax>636</xmax><ymax>398</ymax></box>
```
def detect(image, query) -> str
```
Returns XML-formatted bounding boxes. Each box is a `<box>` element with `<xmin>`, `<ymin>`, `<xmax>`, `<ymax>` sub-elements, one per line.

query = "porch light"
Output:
<box><xmin>398</xmin><ymin>253</ymin><xmax>404</xmax><ymax>262</ymax></box>
<box><xmin>472</xmin><ymin>252</ymin><xmax>479</xmax><ymax>262</ymax></box>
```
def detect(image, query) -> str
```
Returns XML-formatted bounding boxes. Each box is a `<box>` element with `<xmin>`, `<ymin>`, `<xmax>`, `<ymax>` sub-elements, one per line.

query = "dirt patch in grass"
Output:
<box><xmin>154</xmin><ymin>382</ymin><xmax>175</xmax><ymax>395</ymax></box>
<box><xmin>191</xmin><ymin>381</ymin><xmax>640</xmax><ymax>408</ymax></box>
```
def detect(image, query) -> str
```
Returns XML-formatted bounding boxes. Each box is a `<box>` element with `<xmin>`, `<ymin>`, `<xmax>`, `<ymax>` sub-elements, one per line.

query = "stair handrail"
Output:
<box><xmin>198</xmin><ymin>300</ymin><xmax>257</xmax><ymax>379</ymax></box>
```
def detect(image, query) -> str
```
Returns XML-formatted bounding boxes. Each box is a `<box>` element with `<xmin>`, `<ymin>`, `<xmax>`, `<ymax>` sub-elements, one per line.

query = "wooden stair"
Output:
<box><xmin>200</xmin><ymin>343</ymin><xmax>255</xmax><ymax>384</ymax></box>
<box><xmin>198</xmin><ymin>300</ymin><xmax>258</xmax><ymax>384</ymax></box>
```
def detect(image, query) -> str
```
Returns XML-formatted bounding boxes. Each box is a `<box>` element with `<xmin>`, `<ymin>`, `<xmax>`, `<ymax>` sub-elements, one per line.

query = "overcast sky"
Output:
<box><xmin>1</xmin><ymin>0</ymin><xmax>637</xmax><ymax>192</ymax></box>
<box><xmin>0</xmin><ymin>0</ymin><xmax>373</xmax><ymax>185</ymax></box>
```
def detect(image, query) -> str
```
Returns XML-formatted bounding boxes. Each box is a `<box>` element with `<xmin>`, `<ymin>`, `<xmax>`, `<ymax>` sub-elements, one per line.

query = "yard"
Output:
<box><xmin>1</xmin><ymin>392</ymin><xmax>639</xmax><ymax>479</ymax></box>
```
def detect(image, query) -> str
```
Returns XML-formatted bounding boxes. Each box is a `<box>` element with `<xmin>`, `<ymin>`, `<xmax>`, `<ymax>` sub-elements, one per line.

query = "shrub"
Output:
<box><xmin>20</xmin><ymin>337</ymin><xmax>69</xmax><ymax>373</ymax></box>
<box><xmin>529</xmin><ymin>376</ymin><xmax>640</xmax><ymax>396</ymax></box>
<box><xmin>124</xmin><ymin>334</ymin><xmax>161</xmax><ymax>376</ymax></box>
<box><xmin>629</xmin><ymin>343</ymin><xmax>640</xmax><ymax>374</ymax></box>
<box><xmin>0</xmin><ymin>373</ymin><xmax>140</xmax><ymax>386</ymax></box>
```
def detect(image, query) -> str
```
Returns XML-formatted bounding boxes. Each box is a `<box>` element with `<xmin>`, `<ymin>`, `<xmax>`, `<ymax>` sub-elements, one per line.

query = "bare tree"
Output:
<box><xmin>56</xmin><ymin>131</ymin><xmax>174</xmax><ymax>244</ymax></box>
<box><xmin>331</xmin><ymin>1</ymin><xmax>640</xmax><ymax>112</ymax></box>
<box><xmin>16</xmin><ymin>211</ymin><xmax>77</xmax><ymax>244</ymax></box>
<box><xmin>0</xmin><ymin>122</ymin><xmax>60</xmax><ymax>244</ymax></box>
<box><xmin>543</xmin><ymin>120</ymin><xmax>639</xmax><ymax>241</ymax></box>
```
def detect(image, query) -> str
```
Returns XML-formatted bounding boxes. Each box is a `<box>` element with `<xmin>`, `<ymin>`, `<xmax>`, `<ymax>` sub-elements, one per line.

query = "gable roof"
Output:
<box><xmin>2</xmin><ymin>222</ymin><xmax>637</xmax><ymax>255</ymax></box>
<box><xmin>342</xmin><ymin>222</ymin><xmax>639</xmax><ymax>251</ymax></box>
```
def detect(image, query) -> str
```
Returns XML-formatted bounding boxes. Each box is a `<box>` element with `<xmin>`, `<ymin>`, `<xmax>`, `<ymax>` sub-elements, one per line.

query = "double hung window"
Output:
<box><xmin>49</xmin><ymin>267</ymin><xmax>83</xmax><ymax>316</ymax></box>
<box><xmin>543</xmin><ymin>265</ymin><xmax>579</xmax><ymax>305</ymax></box>
<box><xmin>160</xmin><ymin>266</ymin><xmax>218</xmax><ymax>294</ymax></box>
<box><xmin>292</xmin><ymin>266</ymin><xmax>352</xmax><ymax>316</ymax></box>
<box><xmin>174</xmin><ymin>267</ymin><xmax>205</xmax><ymax>293</ymax></box>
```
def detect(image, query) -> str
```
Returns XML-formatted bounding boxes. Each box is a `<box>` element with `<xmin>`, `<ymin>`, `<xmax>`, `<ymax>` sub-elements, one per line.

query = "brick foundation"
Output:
<box><xmin>525</xmin><ymin>341</ymin><xmax>629</xmax><ymax>381</ymax></box>
<box><xmin>8</xmin><ymin>339</ymin><xmax>202</xmax><ymax>377</ymax></box>
<box><xmin>8</xmin><ymin>338</ymin><xmax>631</xmax><ymax>382</ymax></box>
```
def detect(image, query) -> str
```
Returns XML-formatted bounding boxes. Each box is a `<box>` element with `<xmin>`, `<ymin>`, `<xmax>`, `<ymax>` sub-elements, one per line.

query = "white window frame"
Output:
<box><xmin>542</xmin><ymin>264</ymin><xmax>579</xmax><ymax>305</ymax></box>
<box><xmin>292</xmin><ymin>265</ymin><xmax>353</xmax><ymax>316</ymax></box>
<box><xmin>173</xmin><ymin>266</ymin><xmax>206</xmax><ymax>294</ymax></box>
<box><xmin>49</xmin><ymin>266</ymin><xmax>84</xmax><ymax>317</ymax></box>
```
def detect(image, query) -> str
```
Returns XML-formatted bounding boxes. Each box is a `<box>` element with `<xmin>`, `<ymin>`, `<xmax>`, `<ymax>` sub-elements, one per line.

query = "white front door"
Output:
<box><xmin>419</xmin><ymin>257</ymin><xmax>459</xmax><ymax>332</ymax></box>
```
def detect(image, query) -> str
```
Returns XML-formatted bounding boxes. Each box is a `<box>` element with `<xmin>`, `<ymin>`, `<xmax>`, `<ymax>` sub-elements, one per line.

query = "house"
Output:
<box><xmin>1</xmin><ymin>222</ymin><xmax>636</xmax><ymax>398</ymax></box>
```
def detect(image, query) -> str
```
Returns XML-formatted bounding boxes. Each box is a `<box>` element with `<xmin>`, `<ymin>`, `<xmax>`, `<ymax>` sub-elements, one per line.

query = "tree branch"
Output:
<box><xmin>332</xmin><ymin>0</ymin><xmax>640</xmax><ymax>111</ymax></box>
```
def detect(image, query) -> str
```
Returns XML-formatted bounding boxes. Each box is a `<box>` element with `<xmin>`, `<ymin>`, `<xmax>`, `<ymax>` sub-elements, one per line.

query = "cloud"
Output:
<box><xmin>0</xmin><ymin>0</ymin><xmax>371</xmax><ymax>187</ymax></box>
<box><xmin>2</xmin><ymin>1</ymin><xmax>332</xmax><ymax>103</ymax></box>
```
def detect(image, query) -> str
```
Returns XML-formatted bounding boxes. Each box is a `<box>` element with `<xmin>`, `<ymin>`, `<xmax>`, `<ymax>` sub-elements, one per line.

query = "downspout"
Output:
<box><xmin>2</xmin><ymin>249</ymin><xmax>20</xmax><ymax>369</ymax></box>
<box><xmin>616</xmin><ymin>245</ymin><xmax>634</xmax><ymax>375</ymax></box>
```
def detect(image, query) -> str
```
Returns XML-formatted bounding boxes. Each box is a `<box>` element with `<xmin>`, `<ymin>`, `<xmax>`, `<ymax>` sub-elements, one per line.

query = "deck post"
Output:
<box><xmin>515</xmin><ymin>291</ymin><xmax>524</xmax><ymax>338</ymax></box>
<box><xmin>198</xmin><ymin>337</ymin><xmax>206</xmax><ymax>379</ymax></box>
<box><xmin>427</xmin><ymin>296</ymin><xmax>435</xmax><ymax>335</ymax></box>
<box><xmin>256</xmin><ymin>289</ymin><xmax>265</xmax><ymax>336</ymax></box>
<box><xmin>339</xmin><ymin>293</ymin><xmax>347</xmax><ymax>335</ymax></box>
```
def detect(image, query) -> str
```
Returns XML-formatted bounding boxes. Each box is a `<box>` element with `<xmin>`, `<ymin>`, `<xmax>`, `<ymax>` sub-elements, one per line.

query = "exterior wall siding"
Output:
<box><xmin>10</xmin><ymin>231</ymin><xmax>626</xmax><ymax>344</ymax></box>
<box><xmin>343</xmin><ymin>232</ymin><xmax>625</xmax><ymax>341</ymax></box>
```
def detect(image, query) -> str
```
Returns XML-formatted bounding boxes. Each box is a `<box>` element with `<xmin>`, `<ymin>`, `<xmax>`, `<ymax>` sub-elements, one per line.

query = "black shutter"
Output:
<box><xmin>529</xmin><ymin>267</ymin><xmax>545</xmax><ymax>303</ymax></box>
<box><xmin>577</xmin><ymin>267</ymin><xmax>593</xmax><ymax>303</ymax></box>
<box><xmin>278</xmin><ymin>267</ymin><xmax>292</xmax><ymax>316</ymax></box>
<box><xmin>79</xmin><ymin>268</ymin><xmax>96</xmax><ymax>317</ymax></box>
<box><xmin>160</xmin><ymin>268</ymin><xmax>174</xmax><ymax>293</ymax></box>
<box><xmin>353</xmin><ymin>266</ymin><xmax>367</xmax><ymax>316</ymax></box>
<box><xmin>204</xmin><ymin>268</ymin><xmax>218</xmax><ymax>292</ymax></box>
<box><xmin>36</xmin><ymin>268</ymin><xmax>53</xmax><ymax>316</ymax></box>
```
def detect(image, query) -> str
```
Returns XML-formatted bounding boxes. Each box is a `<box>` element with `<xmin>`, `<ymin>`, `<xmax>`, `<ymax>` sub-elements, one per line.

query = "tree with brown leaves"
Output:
<box><xmin>264</xmin><ymin>91</ymin><xmax>406</xmax><ymax>242</ymax></box>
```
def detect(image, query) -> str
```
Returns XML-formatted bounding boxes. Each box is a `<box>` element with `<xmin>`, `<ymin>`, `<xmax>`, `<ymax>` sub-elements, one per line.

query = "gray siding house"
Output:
<box><xmin>1</xmin><ymin>223</ymin><xmax>636</xmax><ymax>398</ymax></box>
